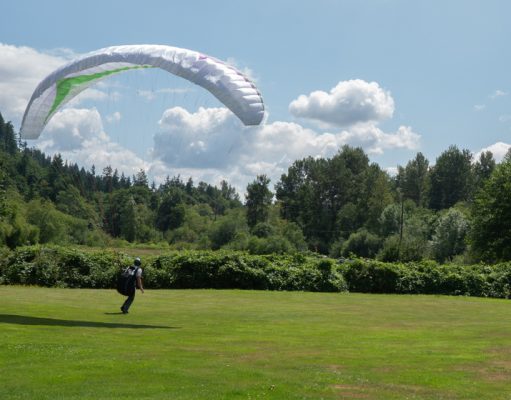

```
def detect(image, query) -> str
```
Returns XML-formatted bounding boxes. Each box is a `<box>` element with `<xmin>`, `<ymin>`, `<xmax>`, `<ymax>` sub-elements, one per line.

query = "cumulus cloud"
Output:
<box><xmin>0</xmin><ymin>43</ymin><xmax>420</xmax><ymax>193</ymax></box>
<box><xmin>337</xmin><ymin>124</ymin><xmax>420</xmax><ymax>155</ymax></box>
<box><xmin>150</xmin><ymin>106</ymin><xmax>420</xmax><ymax>191</ymax></box>
<box><xmin>289</xmin><ymin>79</ymin><xmax>394</xmax><ymax>127</ymax></box>
<box><xmin>385</xmin><ymin>166</ymin><xmax>399</xmax><ymax>176</ymax></box>
<box><xmin>68</xmin><ymin>88</ymin><xmax>110</xmax><ymax>106</ymax></box>
<box><xmin>138</xmin><ymin>87</ymin><xmax>193</xmax><ymax>101</ymax></box>
<box><xmin>0</xmin><ymin>43</ymin><xmax>119</xmax><ymax>123</ymax></box>
<box><xmin>490</xmin><ymin>89</ymin><xmax>508</xmax><ymax>99</ymax></box>
<box><xmin>22</xmin><ymin>102</ymin><xmax>419</xmax><ymax>194</ymax></box>
<box><xmin>150</xmin><ymin>108</ymin><xmax>335</xmax><ymax>190</ymax></box>
<box><xmin>153</xmin><ymin>106</ymin><xmax>243</xmax><ymax>169</ymax></box>
<box><xmin>0</xmin><ymin>43</ymin><xmax>69</xmax><ymax>119</ymax></box>
<box><xmin>35</xmin><ymin>108</ymin><xmax>148</xmax><ymax>175</ymax></box>
<box><xmin>106</xmin><ymin>111</ymin><xmax>122</xmax><ymax>124</ymax></box>
<box><xmin>474</xmin><ymin>142</ymin><xmax>511</xmax><ymax>163</ymax></box>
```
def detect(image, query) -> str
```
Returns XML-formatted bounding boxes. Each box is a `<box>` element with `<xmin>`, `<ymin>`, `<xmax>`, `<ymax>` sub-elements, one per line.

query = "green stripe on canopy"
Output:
<box><xmin>47</xmin><ymin>65</ymin><xmax>152</xmax><ymax>121</ymax></box>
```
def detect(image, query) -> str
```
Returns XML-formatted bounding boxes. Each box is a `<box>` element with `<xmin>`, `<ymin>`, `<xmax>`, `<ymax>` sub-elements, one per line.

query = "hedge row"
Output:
<box><xmin>0</xmin><ymin>246</ymin><xmax>346</xmax><ymax>293</ymax></box>
<box><xmin>1</xmin><ymin>246</ymin><xmax>511</xmax><ymax>298</ymax></box>
<box><xmin>340</xmin><ymin>258</ymin><xmax>511</xmax><ymax>298</ymax></box>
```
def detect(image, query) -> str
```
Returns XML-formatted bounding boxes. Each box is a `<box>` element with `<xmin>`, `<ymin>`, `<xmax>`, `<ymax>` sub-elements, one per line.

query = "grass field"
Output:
<box><xmin>2</xmin><ymin>287</ymin><xmax>511</xmax><ymax>399</ymax></box>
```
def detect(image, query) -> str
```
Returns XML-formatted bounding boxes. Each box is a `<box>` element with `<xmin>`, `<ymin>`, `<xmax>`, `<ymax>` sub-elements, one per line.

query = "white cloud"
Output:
<box><xmin>138</xmin><ymin>87</ymin><xmax>193</xmax><ymax>101</ymax></box>
<box><xmin>106</xmin><ymin>111</ymin><xmax>122</xmax><ymax>124</ymax></box>
<box><xmin>35</xmin><ymin>108</ymin><xmax>148</xmax><ymax>175</ymax></box>
<box><xmin>336</xmin><ymin>124</ymin><xmax>420</xmax><ymax>155</ymax></box>
<box><xmin>153</xmin><ymin>106</ymin><xmax>245</xmax><ymax>169</ymax></box>
<box><xmin>0</xmin><ymin>43</ymin><xmax>420</xmax><ymax>193</ymax></box>
<box><xmin>150</xmin><ymin>106</ymin><xmax>420</xmax><ymax>192</ymax></box>
<box><xmin>289</xmin><ymin>79</ymin><xmax>394</xmax><ymax>127</ymax></box>
<box><xmin>0</xmin><ymin>43</ymin><xmax>68</xmax><ymax>120</ymax></box>
<box><xmin>68</xmin><ymin>88</ymin><xmax>110</xmax><ymax>106</ymax></box>
<box><xmin>474</xmin><ymin>104</ymin><xmax>486</xmax><ymax>111</ymax></box>
<box><xmin>385</xmin><ymin>166</ymin><xmax>399</xmax><ymax>176</ymax></box>
<box><xmin>474</xmin><ymin>142</ymin><xmax>511</xmax><ymax>163</ymax></box>
<box><xmin>490</xmin><ymin>89</ymin><xmax>508</xmax><ymax>99</ymax></box>
<box><xmin>498</xmin><ymin>115</ymin><xmax>511</xmax><ymax>123</ymax></box>
<box><xmin>22</xmin><ymin>101</ymin><xmax>419</xmax><ymax>195</ymax></box>
<box><xmin>0</xmin><ymin>43</ymin><xmax>119</xmax><ymax>124</ymax></box>
<box><xmin>226</xmin><ymin>57</ymin><xmax>257</xmax><ymax>83</ymax></box>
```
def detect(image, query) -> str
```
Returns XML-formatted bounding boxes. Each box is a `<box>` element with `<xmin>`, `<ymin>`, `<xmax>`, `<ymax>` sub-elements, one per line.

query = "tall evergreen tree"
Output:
<box><xmin>397</xmin><ymin>152</ymin><xmax>429</xmax><ymax>207</ymax></box>
<box><xmin>156</xmin><ymin>188</ymin><xmax>186</xmax><ymax>231</ymax></box>
<box><xmin>133</xmin><ymin>169</ymin><xmax>149</xmax><ymax>187</ymax></box>
<box><xmin>471</xmin><ymin>159</ymin><xmax>511</xmax><ymax>262</ymax></box>
<box><xmin>246</xmin><ymin>175</ymin><xmax>273</xmax><ymax>229</ymax></box>
<box><xmin>473</xmin><ymin>150</ymin><xmax>495</xmax><ymax>191</ymax></box>
<box><xmin>0</xmin><ymin>113</ymin><xmax>18</xmax><ymax>155</ymax></box>
<box><xmin>429</xmin><ymin>145</ymin><xmax>473</xmax><ymax>210</ymax></box>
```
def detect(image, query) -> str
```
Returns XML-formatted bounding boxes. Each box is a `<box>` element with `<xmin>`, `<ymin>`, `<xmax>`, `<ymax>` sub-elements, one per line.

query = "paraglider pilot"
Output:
<box><xmin>121</xmin><ymin>257</ymin><xmax>144</xmax><ymax>314</ymax></box>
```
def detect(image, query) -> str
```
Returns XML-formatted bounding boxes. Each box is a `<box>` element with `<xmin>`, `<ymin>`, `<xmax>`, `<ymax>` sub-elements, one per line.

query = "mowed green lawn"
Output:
<box><xmin>2</xmin><ymin>287</ymin><xmax>511</xmax><ymax>399</ymax></box>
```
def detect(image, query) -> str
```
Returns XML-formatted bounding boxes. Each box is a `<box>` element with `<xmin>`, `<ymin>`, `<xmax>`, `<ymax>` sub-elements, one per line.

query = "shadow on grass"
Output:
<box><xmin>0</xmin><ymin>314</ymin><xmax>177</xmax><ymax>329</ymax></box>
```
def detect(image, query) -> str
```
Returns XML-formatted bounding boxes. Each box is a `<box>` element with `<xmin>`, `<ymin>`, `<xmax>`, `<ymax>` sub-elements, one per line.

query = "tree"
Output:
<box><xmin>119</xmin><ymin>195</ymin><xmax>137</xmax><ymax>242</ymax></box>
<box><xmin>220</xmin><ymin>180</ymin><xmax>240</xmax><ymax>203</ymax></box>
<box><xmin>473</xmin><ymin>151</ymin><xmax>495</xmax><ymax>191</ymax></box>
<box><xmin>0</xmin><ymin>113</ymin><xmax>18</xmax><ymax>155</ymax></box>
<box><xmin>0</xmin><ymin>169</ymin><xmax>6</xmax><ymax>218</ymax></box>
<box><xmin>47</xmin><ymin>154</ymin><xmax>68</xmax><ymax>201</ymax></box>
<box><xmin>102</xmin><ymin>165</ymin><xmax>114</xmax><ymax>193</ymax></box>
<box><xmin>133</xmin><ymin>169</ymin><xmax>148</xmax><ymax>187</ymax></box>
<box><xmin>156</xmin><ymin>188</ymin><xmax>186</xmax><ymax>231</ymax></box>
<box><xmin>471</xmin><ymin>160</ymin><xmax>511</xmax><ymax>262</ymax></box>
<box><xmin>340</xmin><ymin>229</ymin><xmax>382</xmax><ymax>258</ymax></box>
<box><xmin>336</xmin><ymin>202</ymin><xmax>361</xmax><ymax>239</ymax></box>
<box><xmin>26</xmin><ymin>199</ymin><xmax>67</xmax><ymax>243</ymax></box>
<box><xmin>429</xmin><ymin>146</ymin><xmax>473</xmax><ymax>210</ymax></box>
<box><xmin>103</xmin><ymin>189</ymin><xmax>138</xmax><ymax>240</ymax></box>
<box><xmin>378</xmin><ymin>204</ymin><xmax>401</xmax><ymax>237</ymax></box>
<box><xmin>209</xmin><ymin>209</ymin><xmax>246</xmax><ymax>249</ymax></box>
<box><xmin>431</xmin><ymin>208</ymin><xmax>469</xmax><ymax>263</ymax></box>
<box><xmin>397</xmin><ymin>152</ymin><xmax>429</xmax><ymax>206</ymax></box>
<box><xmin>377</xmin><ymin>201</ymin><xmax>433</xmax><ymax>262</ymax></box>
<box><xmin>245</xmin><ymin>175</ymin><xmax>273</xmax><ymax>229</ymax></box>
<box><xmin>1</xmin><ymin>192</ymin><xmax>39</xmax><ymax>248</ymax></box>
<box><xmin>276</xmin><ymin>146</ymin><xmax>375</xmax><ymax>252</ymax></box>
<box><xmin>363</xmin><ymin>165</ymin><xmax>394</xmax><ymax>230</ymax></box>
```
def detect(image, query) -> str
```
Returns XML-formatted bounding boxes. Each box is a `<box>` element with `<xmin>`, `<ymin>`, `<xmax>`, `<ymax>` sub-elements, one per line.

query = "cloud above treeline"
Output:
<box><xmin>289</xmin><ymin>79</ymin><xmax>395</xmax><ymax>127</ymax></box>
<box><xmin>474</xmin><ymin>142</ymin><xmax>511</xmax><ymax>163</ymax></box>
<box><xmin>0</xmin><ymin>42</ymin><xmax>454</xmax><ymax>193</ymax></box>
<box><xmin>40</xmin><ymin>108</ymin><xmax>149</xmax><ymax>176</ymax></box>
<box><xmin>0</xmin><ymin>43</ymin><xmax>68</xmax><ymax>118</ymax></box>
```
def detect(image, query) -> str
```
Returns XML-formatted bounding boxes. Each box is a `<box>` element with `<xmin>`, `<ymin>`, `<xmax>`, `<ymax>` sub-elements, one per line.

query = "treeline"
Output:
<box><xmin>1</xmin><ymin>111</ymin><xmax>511</xmax><ymax>263</ymax></box>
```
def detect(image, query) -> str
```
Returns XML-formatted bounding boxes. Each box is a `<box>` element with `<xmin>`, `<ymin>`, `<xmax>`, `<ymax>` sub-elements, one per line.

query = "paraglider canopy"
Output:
<box><xmin>20</xmin><ymin>44</ymin><xmax>265</xmax><ymax>139</ymax></box>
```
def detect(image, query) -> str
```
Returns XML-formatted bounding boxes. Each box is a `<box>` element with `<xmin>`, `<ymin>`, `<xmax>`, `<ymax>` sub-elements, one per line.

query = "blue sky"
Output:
<box><xmin>1</xmin><ymin>0</ymin><xmax>510</xmax><ymax>191</ymax></box>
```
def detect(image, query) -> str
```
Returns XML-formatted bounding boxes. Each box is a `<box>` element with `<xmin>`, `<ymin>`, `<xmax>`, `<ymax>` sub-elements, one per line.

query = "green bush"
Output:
<box><xmin>340</xmin><ymin>258</ymin><xmax>511</xmax><ymax>298</ymax></box>
<box><xmin>0</xmin><ymin>246</ymin><xmax>130</xmax><ymax>288</ymax></box>
<box><xmin>341</xmin><ymin>229</ymin><xmax>382</xmax><ymax>258</ymax></box>
<box><xmin>0</xmin><ymin>246</ymin><xmax>347</xmax><ymax>293</ymax></box>
<box><xmin>5</xmin><ymin>247</ymin><xmax>511</xmax><ymax>299</ymax></box>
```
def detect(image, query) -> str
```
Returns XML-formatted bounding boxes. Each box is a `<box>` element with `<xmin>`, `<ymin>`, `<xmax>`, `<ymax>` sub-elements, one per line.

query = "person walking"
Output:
<box><xmin>121</xmin><ymin>257</ymin><xmax>144</xmax><ymax>314</ymax></box>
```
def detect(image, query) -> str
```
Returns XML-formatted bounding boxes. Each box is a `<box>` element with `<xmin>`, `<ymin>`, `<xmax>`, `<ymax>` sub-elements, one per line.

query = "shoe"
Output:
<box><xmin>121</xmin><ymin>307</ymin><xmax>128</xmax><ymax>314</ymax></box>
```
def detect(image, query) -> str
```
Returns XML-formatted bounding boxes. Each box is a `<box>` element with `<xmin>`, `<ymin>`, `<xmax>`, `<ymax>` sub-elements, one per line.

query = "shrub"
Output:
<box><xmin>6</xmin><ymin>246</ymin><xmax>511</xmax><ymax>299</ymax></box>
<box><xmin>340</xmin><ymin>258</ymin><xmax>511</xmax><ymax>298</ymax></box>
<box><xmin>341</xmin><ymin>229</ymin><xmax>382</xmax><ymax>258</ymax></box>
<box><xmin>0</xmin><ymin>247</ymin><xmax>350</xmax><ymax>293</ymax></box>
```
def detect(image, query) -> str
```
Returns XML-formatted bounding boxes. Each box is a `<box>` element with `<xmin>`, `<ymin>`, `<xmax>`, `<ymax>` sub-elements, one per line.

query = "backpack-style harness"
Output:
<box><xmin>116</xmin><ymin>266</ymin><xmax>139</xmax><ymax>296</ymax></box>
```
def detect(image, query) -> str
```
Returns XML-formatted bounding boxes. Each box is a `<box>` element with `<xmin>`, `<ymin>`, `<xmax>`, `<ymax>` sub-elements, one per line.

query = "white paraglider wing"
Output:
<box><xmin>20</xmin><ymin>44</ymin><xmax>265</xmax><ymax>139</ymax></box>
